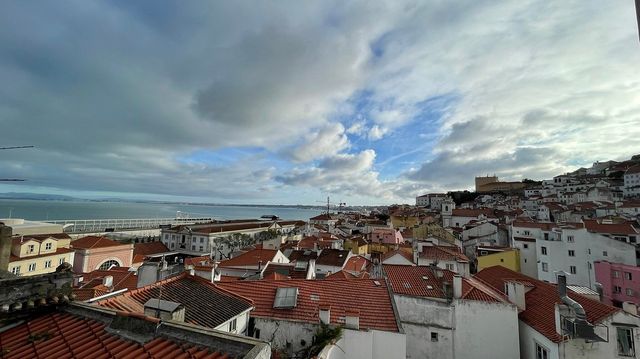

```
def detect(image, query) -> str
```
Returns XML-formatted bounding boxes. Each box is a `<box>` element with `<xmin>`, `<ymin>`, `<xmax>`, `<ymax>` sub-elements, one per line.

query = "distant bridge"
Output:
<box><xmin>42</xmin><ymin>217</ymin><xmax>215</xmax><ymax>234</ymax></box>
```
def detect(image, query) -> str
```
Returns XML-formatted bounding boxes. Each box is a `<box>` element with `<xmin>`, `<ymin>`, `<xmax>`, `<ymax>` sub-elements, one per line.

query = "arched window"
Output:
<box><xmin>98</xmin><ymin>260</ymin><xmax>119</xmax><ymax>271</ymax></box>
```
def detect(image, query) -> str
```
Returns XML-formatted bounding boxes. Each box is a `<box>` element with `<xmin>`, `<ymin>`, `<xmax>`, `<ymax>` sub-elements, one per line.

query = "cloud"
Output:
<box><xmin>287</xmin><ymin>123</ymin><xmax>350</xmax><ymax>163</ymax></box>
<box><xmin>0</xmin><ymin>1</ymin><xmax>639</xmax><ymax>204</ymax></box>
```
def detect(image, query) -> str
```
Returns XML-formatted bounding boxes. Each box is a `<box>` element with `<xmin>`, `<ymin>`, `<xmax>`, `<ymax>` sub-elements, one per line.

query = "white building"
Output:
<box><xmin>624</xmin><ymin>165</ymin><xmax>640</xmax><ymax>198</ymax></box>
<box><xmin>512</xmin><ymin>220</ymin><xmax>638</xmax><ymax>288</ymax></box>
<box><xmin>384</xmin><ymin>265</ymin><xmax>520</xmax><ymax>359</ymax></box>
<box><xmin>476</xmin><ymin>266</ymin><xmax>640</xmax><ymax>359</ymax></box>
<box><xmin>218</xmin><ymin>278</ymin><xmax>406</xmax><ymax>359</ymax></box>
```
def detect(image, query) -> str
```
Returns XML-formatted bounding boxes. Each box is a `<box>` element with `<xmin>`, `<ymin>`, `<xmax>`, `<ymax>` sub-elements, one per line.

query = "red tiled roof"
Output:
<box><xmin>324</xmin><ymin>270</ymin><xmax>370</xmax><ymax>280</ymax></box>
<box><xmin>419</xmin><ymin>246</ymin><xmax>469</xmax><ymax>263</ymax></box>
<box><xmin>218</xmin><ymin>278</ymin><xmax>399</xmax><ymax>332</ymax></box>
<box><xmin>75</xmin><ymin>267</ymin><xmax>138</xmax><ymax>295</ymax></box>
<box><xmin>383</xmin><ymin>265</ymin><xmax>450</xmax><ymax>298</ymax></box>
<box><xmin>315</xmin><ymin>249</ymin><xmax>350</xmax><ymax>267</ymax></box>
<box><xmin>133</xmin><ymin>241</ymin><xmax>169</xmax><ymax>256</ymax></box>
<box><xmin>343</xmin><ymin>255</ymin><xmax>371</xmax><ymax>273</ymax></box>
<box><xmin>451</xmin><ymin>208</ymin><xmax>497</xmax><ymax>218</ymax></box>
<box><xmin>583</xmin><ymin>219</ymin><xmax>638</xmax><ymax>235</ymax></box>
<box><xmin>71</xmin><ymin>236</ymin><xmax>127</xmax><ymax>249</ymax></box>
<box><xmin>475</xmin><ymin>266</ymin><xmax>619</xmax><ymax>342</ymax></box>
<box><xmin>11</xmin><ymin>233</ymin><xmax>71</xmax><ymax>245</ymax></box>
<box><xmin>0</xmin><ymin>311</ymin><xmax>235</xmax><ymax>359</ymax></box>
<box><xmin>218</xmin><ymin>248</ymin><xmax>279</xmax><ymax>268</ymax></box>
<box><xmin>309</xmin><ymin>213</ymin><xmax>335</xmax><ymax>221</ymax></box>
<box><xmin>96</xmin><ymin>273</ymin><xmax>253</xmax><ymax>329</ymax></box>
<box><xmin>381</xmin><ymin>249</ymin><xmax>414</xmax><ymax>264</ymax></box>
<box><xmin>512</xmin><ymin>221</ymin><xmax>556</xmax><ymax>231</ymax></box>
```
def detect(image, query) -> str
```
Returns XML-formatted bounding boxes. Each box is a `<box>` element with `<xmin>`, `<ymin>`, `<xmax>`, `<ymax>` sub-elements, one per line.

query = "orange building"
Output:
<box><xmin>70</xmin><ymin>236</ymin><xmax>133</xmax><ymax>273</ymax></box>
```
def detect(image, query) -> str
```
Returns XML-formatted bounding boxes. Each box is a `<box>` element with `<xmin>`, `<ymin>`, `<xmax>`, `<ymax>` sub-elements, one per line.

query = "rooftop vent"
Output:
<box><xmin>143</xmin><ymin>299</ymin><xmax>185</xmax><ymax>322</ymax></box>
<box><xmin>274</xmin><ymin>287</ymin><xmax>299</xmax><ymax>309</ymax></box>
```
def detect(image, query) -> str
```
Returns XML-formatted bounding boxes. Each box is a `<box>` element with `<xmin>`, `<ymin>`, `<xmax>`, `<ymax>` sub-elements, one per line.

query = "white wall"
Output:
<box><xmin>214</xmin><ymin>310</ymin><xmax>251</xmax><ymax>335</ymax></box>
<box><xmin>519</xmin><ymin>322</ymin><xmax>559</xmax><ymax>359</ymax></box>
<box><xmin>453</xmin><ymin>299</ymin><xmax>520</xmax><ymax>359</ymax></box>
<box><xmin>393</xmin><ymin>295</ymin><xmax>453</xmax><ymax>359</ymax></box>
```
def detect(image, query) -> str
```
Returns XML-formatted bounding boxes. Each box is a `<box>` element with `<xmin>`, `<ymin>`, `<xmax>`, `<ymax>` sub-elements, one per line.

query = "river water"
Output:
<box><xmin>0</xmin><ymin>199</ymin><xmax>323</xmax><ymax>221</ymax></box>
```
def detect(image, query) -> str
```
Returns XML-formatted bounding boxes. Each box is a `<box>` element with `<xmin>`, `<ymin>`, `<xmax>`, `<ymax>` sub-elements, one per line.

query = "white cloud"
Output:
<box><xmin>287</xmin><ymin>123</ymin><xmax>350</xmax><ymax>163</ymax></box>
<box><xmin>367</xmin><ymin>125</ymin><xmax>388</xmax><ymax>141</ymax></box>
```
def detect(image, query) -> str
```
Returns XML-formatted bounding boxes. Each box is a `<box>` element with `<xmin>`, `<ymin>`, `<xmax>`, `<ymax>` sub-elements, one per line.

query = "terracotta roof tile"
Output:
<box><xmin>381</xmin><ymin>249</ymin><xmax>414</xmax><ymax>264</ymax></box>
<box><xmin>0</xmin><ymin>312</ymin><xmax>233</xmax><ymax>359</ymax></box>
<box><xmin>218</xmin><ymin>278</ymin><xmax>399</xmax><ymax>332</ymax></box>
<box><xmin>71</xmin><ymin>236</ymin><xmax>127</xmax><ymax>249</ymax></box>
<box><xmin>583</xmin><ymin>219</ymin><xmax>639</xmax><ymax>235</ymax></box>
<box><xmin>315</xmin><ymin>249</ymin><xmax>350</xmax><ymax>267</ymax></box>
<box><xmin>262</xmin><ymin>263</ymin><xmax>308</xmax><ymax>280</ymax></box>
<box><xmin>419</xmin><ymin>246</ymin><xmax>469</xmax><ymax>263</ymax></box>
<box><xmin>475</xmin><ymin>266</ymin><xmax>619</xmax><ymax>342</ymax></box>
<box><xmin>218</xmin><ymin>249</ymin><xmax>279</xmax><ymax>268</ymax></box>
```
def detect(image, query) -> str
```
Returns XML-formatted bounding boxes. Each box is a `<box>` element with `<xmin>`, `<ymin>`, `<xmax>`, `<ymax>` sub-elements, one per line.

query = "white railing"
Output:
<box><xmin>40</xmin><ymin>217</ymin><xmax>214</xmax><ymax>233</ymax></box>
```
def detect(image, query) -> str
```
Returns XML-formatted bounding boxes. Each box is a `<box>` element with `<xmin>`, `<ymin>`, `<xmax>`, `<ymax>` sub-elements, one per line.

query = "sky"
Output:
<box><xmin>0</xmin><ymin>1</ymin><xmax>639</xmax><ymax>205</ymax></box>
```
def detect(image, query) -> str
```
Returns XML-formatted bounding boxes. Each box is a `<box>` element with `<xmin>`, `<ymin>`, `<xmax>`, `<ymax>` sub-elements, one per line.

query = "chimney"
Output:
<box><xmin>0</xmin><ymin>224</ymin><xmax>12</xmax><ymax>273</ymax></box>
<box><xmin>453</xmin><ymin>275</ymin><xmax>463</xmax><ymax>299</ymax></box>
<box><xmin>594</xmin><ymin>282</ymin><xmax>604</xmax><ymax>302</ymax></box>
<box><xmin>319</xmin><ymin>304</ymin><xmax>331</xmax><ymax>324</ymax></box>
<box><xmin>143</xmin><ymin>298</ymin><xmax>185</xmax><ymax>322</ymax></box>
<box><xmin>506</xmin><ymin>281</ymin><xmax>526</xmax><ymax>310</ymax></box>
<box><xmin>102</xmin><ymin>275</ymin><xmax>113</xmax><ymax>288</ymax></box>
<box><xmin>623</xmin><ymin>302</ymin><xmax>638</xmax><ymax>316</ymax></box>
<box><xmin>345</xmin><ymin>309</ymin><xmax>360</xmax><ymax>330</ymax></box>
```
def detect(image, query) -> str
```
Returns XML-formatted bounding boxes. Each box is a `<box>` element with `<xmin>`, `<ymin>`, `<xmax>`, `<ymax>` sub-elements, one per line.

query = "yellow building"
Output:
<box><xmin>413</xmin><ymin>223</ymin><xmax>457</xmax><ymax>245</ymax></box>
<box><xmin>344</xmin><ymin>236</ymin><xmax>369</xmax><ymax>255</ymax></box>
<box><xmin>7</xmin><ymin>233</ymin><xmax>75</xmax><ymax>277</ymax></box>
<box><xmin>476</xmin><ymin>247</ymin><xmax>520</xmax><ymax>272</ymax></box>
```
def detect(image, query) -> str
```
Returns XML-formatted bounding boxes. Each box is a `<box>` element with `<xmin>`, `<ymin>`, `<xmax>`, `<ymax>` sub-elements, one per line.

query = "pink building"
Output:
<box><xmin>71</xmin><ymin>236</ymin><xmax>133</xmax><ymax>273</ymax></box>
<box><xmin>594</xmin><ymin>260</ymin><xmax>640</xmax><ymax>307</ymax></box>
<box><xmin>369</xmin><ymin>228</ymin><xmax>404</xmax><ymax>245</ymax></box>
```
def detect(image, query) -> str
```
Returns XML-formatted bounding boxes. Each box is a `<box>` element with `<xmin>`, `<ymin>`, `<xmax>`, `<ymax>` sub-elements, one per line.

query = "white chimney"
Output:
<box><xmin>319</xmin><ymin>304</ymin><xmax>331</xmax><ymax>324</ymax></box>
<box><xmin>506</xmin><ymin>281</ymin><xmax>526</xmax><ymax>310</ymax></box>
<box><xmin>345</xmin><ymin>309</ymin><xmax>360</xmax><ymax>330</ymax></box>
<box><xmin>623</xmin><ymin>302</ymin><xmax>638</xmax><ymax>316</ymax></box>
<box><xmin>102</xmin><ymin>275</ymin><xmax>113</xmax><ymax>288</ymax></box>
<box><xmin>453</xmin><ymin>275</ymin><xmax>463</xmax><ymax>299</ymax></box>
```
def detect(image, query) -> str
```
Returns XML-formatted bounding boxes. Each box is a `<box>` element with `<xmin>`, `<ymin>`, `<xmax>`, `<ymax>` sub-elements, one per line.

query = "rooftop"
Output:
<box><xmin>419</xmin><ymin>246</ymin><xmax>469</xmax><ymax>263</ymax></box>
<box><xmin>218</xmin><ymin>278</ymin><xmax>400</xmax><ymax>332</ymax></box>
<box><xmin>475</xmin><ymin>266</ymin><xmax>619</xmax><ymax>343</ymax></box>
<box><xmin>95</xmin><ymin>273</ymin><xmax>253</xmax><ymax>329</ymax></box>
<box><xmin>71</xmin><ymin>236</ymin><xmax>128</xmax><ymax>250</ymax></box>
<box><xmin>218</xmin><ymin>248</ymin><xmax>279</xmax><ymax>268</ymax></box>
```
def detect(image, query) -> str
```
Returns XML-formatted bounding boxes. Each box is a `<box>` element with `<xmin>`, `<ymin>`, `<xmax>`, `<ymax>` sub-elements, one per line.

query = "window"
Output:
<box><xmin>44</xmin><ymin>260</ymin><xmax>52</xmax><ymax>269</ymax></box>
<box><xmin>627</xmin><ymin>288</ymin><xmax>634</xmax><ymax>297</ymax></box>
<box><xmin>45</xmin><ymin>242</ymin><xmax>52</xmax><ymax>250</ymax></box>
<box><xmin>28</xmin><ymin>263</ymin><xmax>36</xmax><ymax>272</ymax></box>
<box><xmin>229</xmin><ymin>318</ymin><xmax>237</xmax><ymax>333</ymax></box>
<box><xmin>535</xmin><ymin>342</ymin><xmax>549</xmax><ymax>359</ymax></box>
<box><xmin>171</xmin><ymin>243</ymin><xmax>175</xmax><ymax>249</ymax></box>
<box><xmin>10</xmin><ymin>266</ymin><xmax>20</xmax><ymax>275</ymax></box>
<box><xmin>614</xmin><ymin>271</ymin><xmax>620</xmax><ymax>278</ymax></box>
<box><xmin>446</xmin><ymin>263</ymin><xmax>454</xmax><ymax>271</ymax></box>
<box><xmin>273</xmin><ymin>287</ymin><xmax>299</xmax><ymax>308</ymax></box>
<box><xmin>588</xmin><ymin>262</ymin><xmax>592</xmax><ymax>270</ymax></box>
<box><xmin>523</xmin><ymin>244</ymin><xmax>529</xmax><ymax>249</ymax></box>
<box><xmin>570</xmin><ymin>266</ymin><xmax>577</xmax><ymax>274</ymax></box>
<box><xmin>544</xmin><ymin>233</ymin><xmax>549</xmax><ymax>241</ymax></box>
<box><xmin>625</xmin><ymin>272</ymin><xmax>633</xmax><ymax>280</ymax></box>
<box><xmin>27</xmin><ymin>245</ymin><xmax>35</xmax><ymax>253</ymax></box>
<box><xmin>431</xmin><ymin>332</ymin><xmax>438</xmax><ymax>342</ymax></box>
<box><xmin>617</xmin><ymin>327</ymin><xmax>635</xmax><ymax>357</ymax></box>
<box><xmin>200</xmin><ymin>237</ymin><xmax>204</xmax><ymax>243</ymax></box>
<box><xmin>199</xmin><ymin>246</ymin><xmax>203</xmax><ymax>252</ymax></box>
<box><xmin>588</xmin><ymin>248</ymin><xmax>591</xmax><ymax>255</ymax></box>
<box><xmin>568</xmin><ymin>250</ymin><xmax>575</xmax><ymax>257</ymax></box>
<box><xmin>59</xmin><ymin>258</ymin><xmax>64</xmax><ymax>265</ymax></box>
<box><xmin>524</xmin><ymin>230</ymin><xmax>531</xmax><ymax>236</ymax></box>
<box><xmin>614</xmin><ymin>286</ymin><xmax>622</xmax><ymax>294</ymax></box>
<box><xmin>541</xmin><ymin>247</ymin><xmax>547</xmax><ymax>255</ymax></box>
<box><xmin>567</xmin><ymin>235</ymin><xmax>574</xmax><ymax>243</ymax></box>
<box><xmin>98</xmin><ymin>260</ymin><xmax>119</xmax><ymax>270</ymax></box>
<box><xmin>542</xmin><ymin>262</ymin><xmax>549</xmax><ymax>272</ymax></box>
<box><xmin>603</xmin><ymin>251</ymin><xmax>608</xmax><ymax>257</ymax></box>
<box><xmin>191</xmin><ymin>245</ymin><xmax>196</xmax><ymax>250</ymax></box>
<box><xmin>164</xmin><ymin>234</ymin><xmax>169</xmax><ymax>240</ymax></box>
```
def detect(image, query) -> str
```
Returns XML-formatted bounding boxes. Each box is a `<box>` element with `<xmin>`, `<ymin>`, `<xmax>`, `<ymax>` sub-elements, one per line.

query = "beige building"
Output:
<box><xmin>7</xmin><ymin>233</ymin><xmax>75</xmax><ymax>277</ymax></box>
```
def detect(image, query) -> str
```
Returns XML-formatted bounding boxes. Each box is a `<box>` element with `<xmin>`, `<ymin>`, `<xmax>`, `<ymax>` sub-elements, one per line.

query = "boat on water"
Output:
<box><xmin>260</xmin><ymin>215</ymin><xmax>279</xmax><ymax>220</ymax></box>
